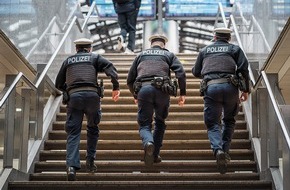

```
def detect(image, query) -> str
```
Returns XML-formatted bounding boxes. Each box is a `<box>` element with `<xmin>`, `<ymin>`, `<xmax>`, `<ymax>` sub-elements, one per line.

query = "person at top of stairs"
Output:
<box><xmin>127</xmin><ymin>34</ymin><xmax>186</xmax><ymax>166</ymax></box>
<box><xmin>192</xmin><ymin>27</ymin><xmax>251</xmax><ymax>174</ymax></box>
<box><xmin>55</xmin><ymin>38</ymin><xmax>120</xmax><ymax>181</ymax></box>
<box><xmin>113</xmin><ymin>0</ymin><xmax>141</xmax><ymax>53</ymax></box>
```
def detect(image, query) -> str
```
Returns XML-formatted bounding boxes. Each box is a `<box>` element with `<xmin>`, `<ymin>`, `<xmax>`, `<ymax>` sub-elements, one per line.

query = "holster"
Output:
<box><xmin>62</xmin><ymin>91</ymin><xmax>69</xmax><ymax>105</ymax></box>
<box><xmin>97</xmin><ymin>79</ymin><xmax>104</xmax><ymax>98</ymax></box>
<box><xmin>133</xmin><ymin>81</ymin><xmax>142</xmax><ymax>96</ymax></box>
<box><xmin>199</xmin><ymin>80</ymin><xmax>207</xmax><ymax>96</ymax></box>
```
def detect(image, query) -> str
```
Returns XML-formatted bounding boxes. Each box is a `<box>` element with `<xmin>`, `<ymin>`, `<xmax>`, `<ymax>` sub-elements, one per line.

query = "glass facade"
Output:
<box><xmin>0</xmin><ymin>0</ymin><xmax>79</xmax><ymax>57</ymax></box>
<box><xmin>233</xmin><ymin>0</ymin><xmax>290</xmax><ymax>54</ymax></box>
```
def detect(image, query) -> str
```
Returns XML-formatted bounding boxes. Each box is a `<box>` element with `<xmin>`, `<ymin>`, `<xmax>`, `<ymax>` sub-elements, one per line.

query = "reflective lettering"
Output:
<box><xmin>68</xmin><ymin>56</ymin><xmax>90</xmax><ymax>64</ymax></box>
<box><xmin>206</xmin><ymin>46</ymin><xmax>229</xmax><ymax>53</ymax></box>
<box><xmin>143</xmin><ymin>49</ymin><xmax>165</xmax><ymax>55</ymax></box>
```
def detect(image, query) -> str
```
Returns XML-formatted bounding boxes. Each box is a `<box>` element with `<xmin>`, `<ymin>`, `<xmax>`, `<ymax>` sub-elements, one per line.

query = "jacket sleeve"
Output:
<box><xmin>55</xmin><ymin>60</ymin><xmax>67</xmax><ymax>91</ymax></box>
<box><xmin>192</xmin><ymin>51</ymin><xmax>204</xmax><ymax>78</ymax></box>
<box><xmin>127</xmin><ymin>56</ymin><xmax>139</xmax><ymax>96</ymax></box>
<box><xmin>169</xmin><ymin>54</ymin><xmax>186</xmax><ymax>96</ymax></box>
<box><xmin>233</xmin><ymin>46</ymin><xmax>251</xmax><ymax>93</ymax></box>
<box><xmin>96</xmin><ymin>55</ymin><xmax>120</xmax><ymax>90</ymax></box>
<box><xmin>135</xmin><ymin>0</ymin><xmax>141</xmax><ymax>10</ymax></box>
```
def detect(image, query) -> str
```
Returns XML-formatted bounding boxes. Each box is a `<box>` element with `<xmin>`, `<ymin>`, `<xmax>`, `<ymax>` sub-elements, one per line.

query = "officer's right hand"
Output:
<box><xmin>178</xmin><ymin>96</ymin><xmax>185</xmax><ymax>106</ymax></box>
<box><xmin>134</xmin><ymin>98</ymin><xmax>138</xmax><ymax>104</ymax></box>
<box><xmin>112</xmin><ymin>90</ymin><xmax>120</xmax><ymax>102</ymax></box>
<box><xmin>239</xmin><ymin>92</ymin><xmax>248</xmax><ymax>102</ymax></box>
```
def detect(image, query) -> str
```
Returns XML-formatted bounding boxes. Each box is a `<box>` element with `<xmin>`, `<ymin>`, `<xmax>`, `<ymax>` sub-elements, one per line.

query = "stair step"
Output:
<box><xmin>55</xmin><ymin>112</ymin><xmax>245</xmax><ymax>121</ymax></box>
<box><xmin>48</xmin><ymin>130</ymin><xmax>249</xmax><ymax>140</ymax></box>
<box><xmin>52</xmin><ymin>120</ymin><xmax>247</xmax><ymax>130</ymax></box>
<box><xmin>29</xmin><ymin>172</ymin><xmax>260</xmax><ymax>181</ymax></box>
<box><xmin>44</xmin><ymin>139</ymin><xmax>251</xmax><ymax>150</ymax></box>
<box><xmin>60</xmin><ymin>104</ymin><xmax>206</xmax><ymax>112</ymax></box>
<box><xmin>39</xmin><ymin>149</ymin><xmax>254</xmax><ymax>161</ymax></box>
<box><xmin>34</xmin><ymin>161</ymin><xmax>258</xmax><ymax>173</ymax></box>
<box><xmin>8</xmin><ymin>180</ymin><xmax>272</xmax><ymax>190</ymax></box>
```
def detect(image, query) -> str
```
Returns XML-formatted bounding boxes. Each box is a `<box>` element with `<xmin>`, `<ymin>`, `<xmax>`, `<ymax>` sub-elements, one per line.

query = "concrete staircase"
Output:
<box><xmin>8</xmin><ymin>53</ymin><xmax>272</xmax><ymax>190</ymax></box>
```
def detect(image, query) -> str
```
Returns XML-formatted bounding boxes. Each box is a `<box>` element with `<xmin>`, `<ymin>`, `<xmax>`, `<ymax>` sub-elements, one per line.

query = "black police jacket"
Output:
<box><xmin>192</xmin><ymin>40</ymin><xmax>250</xmax><ymax>93</ymax></box>
<box><xmin>127</xmin><ymin>46</ymin><xmax>186</xmax><ymax>97</ymax></box>
<box><xmin>55</xmin><ymin>50</ymin><xmax>119</xmax><ymax>92</ymax></box>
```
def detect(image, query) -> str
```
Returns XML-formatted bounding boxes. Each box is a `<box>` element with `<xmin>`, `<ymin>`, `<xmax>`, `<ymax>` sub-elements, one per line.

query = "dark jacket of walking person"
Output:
<box><xmin>113</xmin><ymin>0</ymin><xmax>141</xmax><ymax>53</ymax></box>
<box><xmin>55</xmin><ymin>38</ymin><xmax>120</xmax><ymax>181</ymax></box>
<box><xmin>192</xmin><ymin>28</ymin><xmax>250</xmax><ymax>174</ymax></box>
<box><xmin>127</xmin><ymin>34</ymin><xmax>186</xmax><ymax>166</ymax></box>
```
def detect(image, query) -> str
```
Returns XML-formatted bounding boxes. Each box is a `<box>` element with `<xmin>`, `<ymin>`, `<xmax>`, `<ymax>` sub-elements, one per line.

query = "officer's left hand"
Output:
<box><xmin>178</xmin><ymin>96</ymin><xmax>185</xmax><ymax>106</ymax></box>
<box><xmin>112</xmin><ymin>90</ymin><xmax>120</xmax><ymax>102</ymax></box>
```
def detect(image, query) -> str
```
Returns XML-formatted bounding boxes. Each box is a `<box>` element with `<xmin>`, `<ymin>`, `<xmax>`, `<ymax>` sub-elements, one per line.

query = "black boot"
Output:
<box><xmin>215</xmin><ymin>149</ymin><xmax>227</xmax><ymax>174</ymax></box>
<box><xmin>144</xmin><ymin>142</ymin><xmax>155</xmax><ymax>166</ymax></box>
<box><xmin>154</xmin><ymin>155</ymin><xmax>162</xmax><ymax>163</ymax></box>
<box><xmin>86</xmin><ymin>159</ymin><xmax>97</xmax><ymax>173</ymax></box>
<box><xmin>67</xmin><ymin>167</ymin><xmax>76</xmax><ymax>181</ymax></box>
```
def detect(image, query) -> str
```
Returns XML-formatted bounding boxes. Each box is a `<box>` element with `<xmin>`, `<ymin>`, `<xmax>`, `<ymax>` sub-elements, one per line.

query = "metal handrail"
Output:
<box><xmin>82</xmin><ymin>1</ymin><xmax>96</xmax><ymax>31</ymax></box>
<box><xmin>25</xmin><ymin>16</ymin><xmax>57</xmax><ymax>60</ymax></box>
<box><xmin>235</xmin><ymin>2</ymin><xmax>271</xmax><ymax>53</ymax></box>
<box><xmin>215</xmin><ymin>3</ymin><xmax>256</xmax><ymax>84</ymax></box>
<box><xmin>35</xmin><ymin>15</ymin><xmax>78</xmax><ymax>88</ymax></box>
<box><xmin>0</xmin><ymin>72</ymin><xmax>37</xmax><ymax>108</ymax></box>
<box><xmin>261</xmin><ymin>71</ymin><xmax>290</xmax><ymax>150</ymax></box>
<box><xmin>214</xmin><ymin>3</ymin><xmax>227</xmax><ymax>28</ymax></box>
<box><xmin>229</xmin><ymin>15</ymin><xmax>256</xmax><ymax>84</ymax></box>
<box><xmin>251</xmin><ymin>16</ymin><xmax>271</xmax><ymax>52</ymax></box>
<box><xmin>62</xmin><ymin>3</ymin><xmax>79</xmax><ymax>31</ymax></box>
<box><xmin>35</xmin><ymin>2</ymin><xmax>97</xmax><ymax>88</ymax></box>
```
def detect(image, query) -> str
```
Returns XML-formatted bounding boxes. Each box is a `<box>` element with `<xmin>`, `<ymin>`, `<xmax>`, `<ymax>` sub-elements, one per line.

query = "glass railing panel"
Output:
<box><xmin>28</xmin><ymin>90</ymin><xmax>37</xmax><ymax>153</ymax></box>
<box><xmin>0</xmin><ymin>103</ymin><xmax>5</xmax><ymax>174</ymax></box>
<box><xmin>12</xmin><ymin>92</ymin><xmax>23</xmax><ymax>170</ymax></box>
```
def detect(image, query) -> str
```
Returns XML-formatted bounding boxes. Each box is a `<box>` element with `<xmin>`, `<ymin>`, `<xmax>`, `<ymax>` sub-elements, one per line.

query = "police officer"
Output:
<box><xmin>192</xmin><ymin>28</ymin><xmax>250</xmax><ymax>174</ymax></box>
<box><xmin>113</xmin><ymin>0</ymin><xmax>141</xmax><ymax>53</ymax></box>
<box><xmin>55</xmin><ymin>38</ymin><xmax>120</xmax><ymax>181</ymax></box>
<box><xmin>127</xmin><ymin>34</ymin><xmax>186</xmax><ymax>166</ymax></box>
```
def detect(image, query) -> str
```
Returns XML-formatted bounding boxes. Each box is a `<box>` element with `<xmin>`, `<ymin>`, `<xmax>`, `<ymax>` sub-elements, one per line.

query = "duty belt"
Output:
<box><xmin>141</xmin><ymin>81</ymin><xmax>152</xmax><ymax>86</ymax></box>
<box><xmin>68</xmin><ymin>86</ymin><xmax>98</xmax><ymax>95</ymax></box>
<box><xmin>207</xmin><ymin>78</ymin><xmax>231</xmax><ymax>86</ymax></box>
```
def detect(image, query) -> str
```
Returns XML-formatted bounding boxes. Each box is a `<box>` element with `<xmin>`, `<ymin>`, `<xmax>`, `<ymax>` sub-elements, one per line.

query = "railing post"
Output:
<box><xmin>36</xmin><ymin>64</ymin><xmax>45</xmax><ymax>139</ymax></box>
<box><xmin>283</xmin><ymin>138</ymin><xmax>290</xmax><ymax>189</ymax></box>
<box><xmin>19</xmin><ymin>88</ymin><xmax>31</xmax><ymax>172</ymax></box>
<box><xmin>251</xmin><ymin>89</ymin><xmax>258</xmax><ymax>138</ymax></box>
<box><xmin>3</xmin><ymin>75</ymin><xmax>16</xmax><ymax>168</ymax></box>
<box><xmin>258</xmin><ymin>87</ymin><xmax>269</xmax><ymax>178</ymax></box>
<box><xmin>267</xmin><ymin>74</ymin><xmax>280</xmax><ymax>169</ymax></box>
<box><xmin>280</xmin><ymin>105</ymin><xmax>290</xmax><ymax>189</ymax></box>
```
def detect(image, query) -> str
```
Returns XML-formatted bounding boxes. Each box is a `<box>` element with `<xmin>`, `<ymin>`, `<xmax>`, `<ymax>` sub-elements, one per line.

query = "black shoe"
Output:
<box><xmin>67</xmin><ymin>167</ymin><xmax>76</xmax><ymax>181</ymax></box>
<box><xmin>154</xmin><ymin>155</ymin><xmax>162</xmax><ymax>163</ymax></box>
<box><xmin>225</xmin><ymin>152</ymin><xmax>231</xmax><ymax>163</ymax></box>
<box><xmin>216</xmin><ymin>149</ymin><xmax>227</xmax><ymax>174</ymax></box>
<box><xmin>144</xmin><ymin>142</ymin><xmax>155</xmax><ymax>166</ymax></box>
<box><xmin>86</xmin><ymin>159</ymin><xmax>97</xmax><ymax>173</ymax></box>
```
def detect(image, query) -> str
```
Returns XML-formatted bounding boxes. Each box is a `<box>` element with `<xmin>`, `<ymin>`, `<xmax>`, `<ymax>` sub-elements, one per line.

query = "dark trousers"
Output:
<box><xmin>117</xmin><ymin>9</ymin><xmax>138</xmax><ymax>51</ymax></box>
<box><xmin>203</xmin><ymin>82</ymin><xmax>239</xmax><ymax>155</ymax></box>
<box><xmin>65</xmin><ymin>91</ymin><xmax>101</xmax><ymax>169</ymax></box>
<box><xmin>137</xmin><ymin>85</ymin><xmax>170</xmax><ymax>157</ymax></box>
